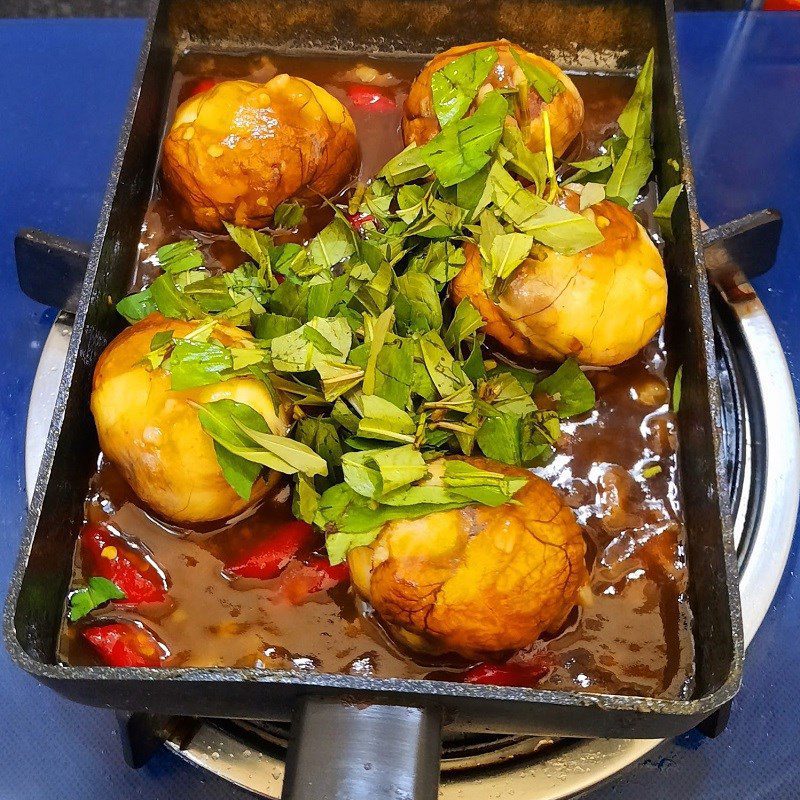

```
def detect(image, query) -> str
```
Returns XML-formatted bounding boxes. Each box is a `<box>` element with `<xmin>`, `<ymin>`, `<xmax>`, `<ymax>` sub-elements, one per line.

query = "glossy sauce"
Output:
<box><xmin>59</xmin><ymin>52</ymin><xmax>693</xmax><ymax>699</ymax></box>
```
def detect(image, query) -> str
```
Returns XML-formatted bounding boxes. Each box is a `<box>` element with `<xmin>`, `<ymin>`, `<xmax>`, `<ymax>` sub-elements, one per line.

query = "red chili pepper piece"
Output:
<box><xmin>80</xmin><ymin>524</ymin><xmax>167</xmax><ymax>604</ymax></box>
<box><xmin>189</xmin><ymin>77</ymin><xmax>219</xmax><ymax>97</ymax></box>
<box><xmin>225</xmin><ymin>520</ymin><xmax>315</xmax><ymax>580</ymax></box>
<box><xmin>346</xmin><ymin>212</ymin><xmax>376</xmax><ymax>232</ymax></box>
<box><xmin>463</xmin><ymin>660</ymin><xmax>550</xmax><ymax>688</ymax></box>
<box><xmin>280</xmin><ymin>556</ymin><xmax>350</xmax><ymax>605</ymax></box>
<box><xmin>346</xmin><ymin>84</ymin><xmax>397</xmax><ymax>112</ymax></box>
<box><xmin>82</xmin><ymin>622</ymin><xmax>165</xmax><ymax>668</ymax></box>
<box><xmin>303</xmin><ymin>555</ymin><xmax>351</xmax><ymax>593</ymax></box>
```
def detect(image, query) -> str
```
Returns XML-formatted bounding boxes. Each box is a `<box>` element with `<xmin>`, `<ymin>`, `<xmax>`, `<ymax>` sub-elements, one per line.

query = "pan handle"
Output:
<box><xmin>281</xmin><ymin>697</ymin><xmax>442</xmax><ymax>800</ymax></box>
<box><xmin>15</xmin><ymin>228</ymin><xmax>90</xmax><ymax>314</ymax></box>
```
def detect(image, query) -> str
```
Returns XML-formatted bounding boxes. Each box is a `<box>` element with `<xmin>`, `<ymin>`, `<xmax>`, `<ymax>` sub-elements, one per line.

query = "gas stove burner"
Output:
<box><xmin>21</xmin><ymin>211</ymin><xmax>799</xmax><ymax>799</ymax></box>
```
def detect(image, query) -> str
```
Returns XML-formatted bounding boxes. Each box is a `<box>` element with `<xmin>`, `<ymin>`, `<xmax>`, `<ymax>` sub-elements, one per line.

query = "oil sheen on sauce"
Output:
<box><xmin>58</xmin><ymin>51</ymin><xmax>694</xmax><ymax>700</ymax></box>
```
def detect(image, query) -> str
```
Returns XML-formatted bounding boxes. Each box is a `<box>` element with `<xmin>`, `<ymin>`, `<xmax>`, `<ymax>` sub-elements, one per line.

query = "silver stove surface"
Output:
<box><xmin>25</xmin><ymin>282</ymin><xmax>799</xmax><ymax>800</ymax></box>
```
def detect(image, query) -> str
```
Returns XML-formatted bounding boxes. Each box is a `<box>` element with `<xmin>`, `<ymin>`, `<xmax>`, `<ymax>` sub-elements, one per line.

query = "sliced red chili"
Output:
<box><xmin>80</xmin><ymin>524</ymin><xmax>167</xmax><ymax>604</ymax></box>
<box><xmin>346</xmin><ymin>212</ymin><xmax>376</xmax><ymax>232</ymax></box>
<box><xmin>463</xmin><ymin>659</ymin><xmax>551</xmax><ymax>688</ymax></box>
<box><xmin>82</xmin><ymin>622</ymin><xmax>165</xmax><ymax>668</ymax></box>
<box><xmin>225</xmin><ymin>520</ymin><xmax>315</xmax><ymax>580</ymax></box>
<box><xmin>189</xmin><ymin>77</ymin><xmax>219</xmax><ymax>97</ymax></box>
<box><xmin>280</xmin><ymin>555</ymin><xmax>350</xmax><ymax>605</ymax></box>
<box><xmin>346</xmin><ymin>84</ymin><xmax>397</xmax><ymax>112</ymax></box>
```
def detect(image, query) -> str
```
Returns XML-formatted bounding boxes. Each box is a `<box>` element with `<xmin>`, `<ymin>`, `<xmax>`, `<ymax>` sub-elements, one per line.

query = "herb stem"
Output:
<box><xmin>542</xmin><ymin>109</ymin><xmax>558</xmax><ymax>204</ymax></box>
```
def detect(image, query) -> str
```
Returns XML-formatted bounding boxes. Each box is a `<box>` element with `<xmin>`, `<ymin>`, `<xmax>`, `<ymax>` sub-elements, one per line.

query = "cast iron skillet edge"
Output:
<box><xmin>3</xmin><ymin>1</ymin><xmax>744</xmax><ymax>798</ymax></box>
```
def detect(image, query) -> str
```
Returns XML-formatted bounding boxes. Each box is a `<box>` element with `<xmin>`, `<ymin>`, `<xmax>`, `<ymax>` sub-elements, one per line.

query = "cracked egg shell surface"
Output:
<box><xmin>402</xmin><ymin>40</ymin><xmax>583</xmax><ymax>158</ymax></box>
<box><xmin>162</xmin><ymin>76</ymin><xmax>359</xmax><ymax>231</ymax></box>
<box><xmin>348</xmin><ymin>457</ymin><xmax>588</xmax><ymax>658</ymax></box>
<box><xmin>451</xmin><ymin>190</ymin><xmax>668</xmax><ymax>366</ymax></box>
<box><xmin>90</xmin><ymin>313</ymin><xmax>290</xmax><ymax>524</ymax></box>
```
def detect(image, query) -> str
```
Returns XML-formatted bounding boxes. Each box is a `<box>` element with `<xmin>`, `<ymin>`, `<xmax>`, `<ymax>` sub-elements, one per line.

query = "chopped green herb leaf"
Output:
<box><xmin>150</xmin><ymin>273</ymin><xmax>204</xmax><ymax>320</ymax></box>
<box><xmin>357</xmin><ymin>394</ymin><xmax>417</xmax><ymax>444</ymax></box>
<box><xmin>490</xmin><ymin>231</ymin><xmax>534</xmax><ymax>281</ymax></box>
<box><xmin>223</xmin><ymin>223</ymin><xmax>273</xmax><ymax>283</ymax></box>
<box><xmin>69</xmin><ymin>577</ymin><xmax>126</xmax><ymax>622</ymax></box>
<box><xmin>378</xmin><ymin>143</ymin><xmax>431</xmax><ymax>187</ymax></box>
<box><xmin>579</xmin><ymin>182</ymin><xmax>606</xmax><ymax>210</ymax></box>
<box><xmin>431</xmin><ymin>46</ymin><xmax>499</xmax><ymax>128</ymax></box>
<box><xmin>393</xmin><ymin>272</ymin><xmax>444</xmax><ymax>335</ymax></box>
<box><xmin>420</xmin><ymin>91</ymin><xmax>508</xmax><ymax>187</ymax></box>
<box><xmin>443</xmin><ymin>298</ymin><xmax>484</xmax><ymax>351</ymax></box>
<box><xmin>510</xmin><ymin>48</ymin><xmax>564</xmax><ymax>103</ymax></box>
<box><xmin>672</xmin><ymin>365</ymin><xmax>683</xmax><ymax>413</ymax></box>
<box><xmin>654</xmin><ymin>182</ymin><xmax>684</xmax><ymax>240</ymax></box>
<box><xmin>605</xmin><ymin>49</ymin><xmax>654</xmax><ymax>208</ymax></box>
<box><xmin>166</xmin><ymin>338</ymin><xmax>233</xmax><ymax>391</ymax></box>
<box><xmin>535</xmin><ymin>358</ymin><xmax>595</xmax><ymax>418</ymax></box>
<box><xmin>194</xmin><ymin>399</ymin><xmax>327</xmax><ymax>497</ymax></box>
<box><xmin>270</xmin><ymin>317</ymin><xmax>352</xmax><ymax>373</ymax></box>
<box><xmin>488</xmin><ymin>163</ymin><xmax>603</xmax><ymax>254</ymax></box>
<box><xmin>155</xmin><ymin>239</ymin><xmax>204</xmax><ymax>275</ymax></box>
<box><xmin>273</xmin><ymin>201</ymin><xmax>305</xmax><ymax>230</ymax></box>
<box><xmin>307</xmin><ymin>216</ymin><xmax>357</xmax><ymax>270</ymax></box>
<box><xmin>117</xmin><ymin>287</ymin><xmax>156</xmax><ymax>323</ymax></box>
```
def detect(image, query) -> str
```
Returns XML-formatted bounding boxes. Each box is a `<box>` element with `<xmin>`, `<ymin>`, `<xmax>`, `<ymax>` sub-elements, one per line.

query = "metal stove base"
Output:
<box><xmin>24</xmin><ymin>281</ymin><xmax>799</xmax><ymax>799</ymax></box>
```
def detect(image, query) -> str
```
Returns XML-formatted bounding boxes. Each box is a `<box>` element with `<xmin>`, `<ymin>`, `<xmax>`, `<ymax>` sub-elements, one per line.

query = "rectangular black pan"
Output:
<box><xmin>5</xmin><ymin>0</ymin><xmax>743</xmax><ymax>747</ymax></box>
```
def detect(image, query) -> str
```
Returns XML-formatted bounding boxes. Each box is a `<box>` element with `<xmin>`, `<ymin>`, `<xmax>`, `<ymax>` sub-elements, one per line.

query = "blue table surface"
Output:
<box><xmin>1</xmin><ymin>12</ymin><xmax>799</xmax><ymax>799</ymax></box>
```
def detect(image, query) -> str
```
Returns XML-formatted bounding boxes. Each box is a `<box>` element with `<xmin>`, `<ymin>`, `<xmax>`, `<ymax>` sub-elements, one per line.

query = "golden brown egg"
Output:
<box><xmin>402</xmin><ymin>40</ymin><xmax>583</xmax><ymax>157</ymax></box>
<box><xmin>90</xmin><ymin>314</ymin><xmax>290</xmax><ymax>524</ymax></box>
<box><xmin>451</xmin><ymin>189</ymin><xmax>668</xmax><ymax>366</ymax></box>
<box><xmin>162</xmin><ymin>76</ymin><xmax>359</xmax><ymax>231</ymax></box>
<box><xmin>348</xmin><ymin>457</ymin><xmax>588</xmax><ymax>657</ymax></box>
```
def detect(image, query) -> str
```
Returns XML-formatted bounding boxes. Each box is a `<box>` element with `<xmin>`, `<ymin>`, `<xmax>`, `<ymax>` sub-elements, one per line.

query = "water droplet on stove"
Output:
<box><xmin>211</xmin><ymin>751</ymin><xmax>220</xmax><ymax>760</ymax></box>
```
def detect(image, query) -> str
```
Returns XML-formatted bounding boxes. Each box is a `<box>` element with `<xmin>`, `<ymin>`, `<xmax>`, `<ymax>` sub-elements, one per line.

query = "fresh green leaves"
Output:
<box><xmin>318</xmin><ymin>458</ymin><xmax>529</xmax><ymax>563</ymax></box>
<box><xmin>195</xmin><ymin>399</ymin><xmax>327</xmax><ymax>498</ymax></box>
<box><xmin>273</xmin><ymin>201</ymin><xmax>305</xmax><ymax>230</ymax></box>
<box><xmin>605</xmin><ymin>49</ymin><xmax>654</xmax><ymax>208</ymax></box>
<box><xmin>501</xmin><ymin>123</ymin><xmax>547</xmax><ymax>190</ymax></box>
<box><xmin>488</xmin><ymin>163</ymin><xmax>603</xmax><ymax>254</ymax></box>
<box><xmin>167</xmin><ymin>339</ymin><xmax>233</xmax><ymax>391</ymax></box>
<box><xmin>117</xmin><ymin>287</ymin><xmax>156</xmax><ymax>323</ymax></box>
<box><xmin>443</xmin><ymin>299</ymin><xmax>483</xmax><ymax>350</ymax></box>
<box><xmin>442</xmin><ymin>459</ymin><xmax>527</xmax><ymax>504</ymax></box>
<box><xmin>107</xmin><ymin>48</ymin><xmax>647</xmax><ymax>563</ymax></box>
<box><xmin>342</xmin><ymin>444</ymin><xmax>427</xmax><ymax>499</ymax></box>
<box><xmin>69</xmin><ymin>577</ymin><xmax>126</xmax><ymax>621</ymax></box>
<box><xmin>357</xmin><ymin>395</ymin><xmax>417</xmax><ymax>444</ymax></box>
<box><xmin>564</xmin><ymin>49</ymin><xmax>656</xmax><ymax>209</ymax></box>
<box><xmin>431</xmin><ymin>46</ymin><xmax>498</xmax><ymax>128</ymax></box>
<box><xmin>489</xmin><ymin>232</ymin><xmax>534</xmax><ymax>281</ymax></box>
<box><xmin>654</xmin><ymin>182</ymin><xmax>684</xmax><ymax>239</ymax></box>
<box><xmin>269</xmin><ymin>317</ymin><xmax>352</xmax><ymax>373</ymax></box>
<box><xmin>224</xmin><ymin>222</ymin><xmax>273</xmax><ymax>283</ymax></box>
<box><xmin>308</xmin><ymin>216</ymin><xmax>357</xmax><ymax>270</ymax></box>
<box><xmin>477</xmin><ymin>410</ymin><xmax>558</xmax><ymax>466</ymax></box>
<box><xmin>671</xmin><ymin>365</ymin><xmax>683</xmax><ymax>413</ymax></box>
<box><xmin>155</xmin><ymin>239</ymin><xmax>204</xmax><ymax>274</ymax></box>
<box><xmin>378</xmin><ymin>144</ymin><xmax>431</xmax><ymax>187</ymax></box>
<box><xmin>393</xmin><ymin>272</ymin><xmax>443</xmax><ymax>334</ymax></box>
<box><xmin>420</xmin><ymin>91</ymin><xmax>508</xmax><ymax>186</ymax></box>
<box><xmin>535</xmin><ymin>358</ymin><xmax>595</xmax><ymax>418</ymax></box>
<box><xmin>510</xmin><ymin>48</ymin><xmax>564</xmax><ymax>103</ymax></box>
